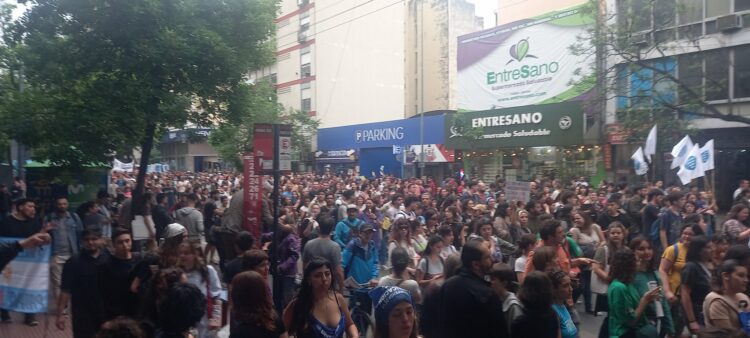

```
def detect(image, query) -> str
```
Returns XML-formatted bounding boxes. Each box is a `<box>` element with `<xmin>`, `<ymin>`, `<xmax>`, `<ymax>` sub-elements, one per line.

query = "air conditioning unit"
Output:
<box><xmin>297</xmin><ymin>0</ymin><xmax>309</xmax><ymax>7</ymax></box>
<box><xmin>717</xmin><ymin>14</ymin><xmax>742</xmax><ymax>32</ymax></box>
<box><xmin>297</xmin><ymin>30</ymin><xmax>308</xmax><ymax>43</ymax></box>
<box><xmin>632</xmin><ymin>33</ymin><xmax>651</xmax><ymax>47</ymax></box>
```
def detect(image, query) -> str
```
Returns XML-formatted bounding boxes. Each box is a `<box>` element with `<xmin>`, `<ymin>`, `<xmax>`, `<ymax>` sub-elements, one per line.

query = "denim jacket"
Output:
<box><xmin>46</xmin><ymin>211</ymin><xmax>82</xmax><ymax>256</ymax></box>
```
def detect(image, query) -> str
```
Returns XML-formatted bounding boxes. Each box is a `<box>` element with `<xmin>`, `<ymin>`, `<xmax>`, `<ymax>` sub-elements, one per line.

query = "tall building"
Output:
<box><xmin>265</xmin><ymin>0</ymin><xmax>407</xmax><ymax>129</ymax></box>
<box><xmin>604</xmin><ymin>0</ymin><xmax>750</xmax><ymax>209</ymax></box>
<box><xmin>496</xmin><ymin>0</ymin><xmax>587</xmax><ymax>25</ymax></box>
<box><xmin>404</xmin><ymin>0</ymin><xmax>484</xmax><ymax>117</ymax></box>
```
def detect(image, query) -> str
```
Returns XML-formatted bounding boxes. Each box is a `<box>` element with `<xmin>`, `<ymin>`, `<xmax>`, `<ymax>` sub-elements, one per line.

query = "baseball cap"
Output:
<box><xmin>347</xmin><ymin>204</ymin><xmax>359</xmax><ymax>211</ymax></box>
<box><xmin>360</xmin><ymin>224</ymin><xmax>376</xmax><ymax>232</ymax></box>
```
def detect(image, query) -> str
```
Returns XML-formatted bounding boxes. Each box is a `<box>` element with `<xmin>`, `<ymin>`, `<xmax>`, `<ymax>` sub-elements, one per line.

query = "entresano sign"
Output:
<box><xmin>446</xmin><ymin>101</ymin><xmax>583</xmax><ymax>149</ymax></box>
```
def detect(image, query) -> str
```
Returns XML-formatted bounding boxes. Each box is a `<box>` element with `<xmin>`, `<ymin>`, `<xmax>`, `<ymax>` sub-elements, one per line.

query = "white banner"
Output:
<box><xmin>505</xmin><ymin>181</ymin><xmax>531</xmax><ymax>203</ymax></box>
<box><xmin>112</xmin><ymin>159</ymin><xmax>134</xmax><ymax>172</ymax></box>
<box><xmin>457</xmin><ymin>5</ymin><xmax>594</xmax><ymax>111</ymax></box>
<box><xmin>644</xmin><ymin>125</ymin><xmax>657</xmax><ymax>162</ymax></box>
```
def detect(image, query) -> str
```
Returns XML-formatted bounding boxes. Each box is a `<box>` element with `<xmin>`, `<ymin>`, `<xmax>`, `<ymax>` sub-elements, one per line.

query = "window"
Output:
<box><xmin>677</xmin><ymin>53</ymin><xmax>702</xmax><ymax>103</ymax></box>
<box><xmin>736</xmin><ymin>0</ymin><xmax>750</xmax><ymax>12</ymax></box>
<box><xmin>301</xmin><ymin>63</ymin><xmax>311</xmax><ymax>78</ymax></box>
<box><xmin>270</xmin><ymin>73</ymin><xmax>277</xmax><ymax>85</ymax></box>
<box><xmin>655</xmin><ymin>0</ymin><xmax>676</xmax><ymax>28</ymax></box>
<box><xmin>735</xmin><ymin>45</ymin><xmax>750</xmax><ymax>98</ymax></box>
<box><xmin>301</xmin><ymin>98</ymin><xmax>311</xmax><ymax>112</ymax></box>
<box><xmin>632</xmin><ymin>0</ymin><xmax>652</xmax><ymax>31</ymax></box>
<box><xmin>630</xmin><ymin>65</ymin><xmax>653</xmax><ymax>109</ymax></box>
<box><xmin>300</xmin><ymin>11</ymin><xmax>310</xmax><ymax>26</ymax></box>
<box><xmin>616</xmin><ymin>65</ymin><xmax>629</xmax><ymax>109</ymax></box>
<box><xmin>653</xmin><ymin>58</ymin><xmax>677</xmax><ymax>104</ymax></box>
<box><xmin>704</xmin><ymin>49</ymin><xmax>729</xmax><ymax>100</ymax></box>
<box><xmin>706</xmin><ymin>0</ymin><xmax>731</xmax><ymax>18</ymax></box>
<box><xmin>678</xmin><ymin>0</ymin><xmax>703</xmax><ymax>24</ymax></box>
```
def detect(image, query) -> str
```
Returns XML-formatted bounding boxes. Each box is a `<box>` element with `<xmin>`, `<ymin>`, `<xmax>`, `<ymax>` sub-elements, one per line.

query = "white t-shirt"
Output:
<box><xmin>514</xmin><ymin>255</ymin><xmax>528</xmax><ymax>273</ymax></box>
<box><xmin>417</xmin><ymin>256</ymin><xmax>444</xmax><ymax>276</ymax></box>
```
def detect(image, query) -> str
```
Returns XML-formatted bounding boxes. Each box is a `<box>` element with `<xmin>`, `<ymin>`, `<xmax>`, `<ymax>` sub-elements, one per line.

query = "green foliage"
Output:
<box><xmin>208</xmin><ymin>80</ymin><xmax>320</xmax><ymax>170</ymax></box>
<box><xmin>0</xmin><ymin>0</ymin><xmax>279</xmax><ymax>168</ymax></box>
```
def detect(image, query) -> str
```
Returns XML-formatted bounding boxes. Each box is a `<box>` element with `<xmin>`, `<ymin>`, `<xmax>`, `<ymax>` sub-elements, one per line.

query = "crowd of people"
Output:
<box><xmin>3</xmin><ymin>170</ymin><xmax>750</xmax><ymax>338</ymax></box>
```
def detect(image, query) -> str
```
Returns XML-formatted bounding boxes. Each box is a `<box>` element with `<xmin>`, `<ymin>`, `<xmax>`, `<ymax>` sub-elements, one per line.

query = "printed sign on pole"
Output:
<box><xmin>505</xmin><ymin>181</ymin><xmax>531</xmax><ymax>203</ymax></box>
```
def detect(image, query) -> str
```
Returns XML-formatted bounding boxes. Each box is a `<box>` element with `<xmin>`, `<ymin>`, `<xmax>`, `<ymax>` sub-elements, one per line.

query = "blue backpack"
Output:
<box><xmin>649</xmin><ymin>213</ymin><xmax>664</xmax><ymax>245</ymax></box>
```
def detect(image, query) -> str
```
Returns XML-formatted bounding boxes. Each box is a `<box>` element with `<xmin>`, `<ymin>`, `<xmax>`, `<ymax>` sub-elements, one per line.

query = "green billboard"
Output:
<box><xmin>445</xmin><ymin>101</ymin><xmax>583</xmax><ymax>149</ymax></box>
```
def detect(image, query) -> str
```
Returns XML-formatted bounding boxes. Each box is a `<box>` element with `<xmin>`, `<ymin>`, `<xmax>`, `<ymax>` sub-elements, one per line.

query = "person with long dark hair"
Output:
<box><xmin>629</xmin><ymin>237</ymin><xmax>674</xmax><ymax>337</ymax></box>
<box><xmin>723</xmin><ymin>204</ymin><xmax>750</xmax><ymax>244</ymax></box>
<box><xmin>607</xmin><ymin>250</ymin><xmax>661</xmax><ymax>338</ymax></box>
<box><xmin>550</xmin><ymin>270</ymin><xmax>578</xmax><ymax>338</ymax></box>
<box><xmin>230</xmin><ymin>271</ymin><xmax>288</xmax><ymax>338</ymax></box>
<box><xmin>681</xmin><ymin>235</ymin><xmax>715</xmax><ymax>334</ymax></box>
<box><xmin>283</xmin><ymin>257</ymin><xmax>357</xmax><ymax>338</ymax></box>
<box><xmin>415</xmin><ymin>235</ymin><xmax>444</xmax><ymax>288</ymax></box>
<box><xmin>658</xmin><ymin>224</ymin><xmax>703</xmax><ymax>335</ymax></box>
<box><xmin>511</xmin><ymin>271</ymin><xmax>559</xmax><ymax>337</ymax></box>
<box><xmin>703</xmin><ymin>259</ymin><xmax>750</xmax><ymax>330</ymax></box>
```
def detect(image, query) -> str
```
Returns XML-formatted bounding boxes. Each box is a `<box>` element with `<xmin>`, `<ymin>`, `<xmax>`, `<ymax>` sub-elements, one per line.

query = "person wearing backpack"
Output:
<box><xmin>657</xmin><ymin>192</ymin><xmax>686</xmax><ymax>253</ymax></box>
<box><xmin>334</xmin><ymin>205</ymin><xmax>364</xmax><ymax>248</ymax></box>
<box><xmin>643</xmin><ymin>189</ymin><xmax>664</xmax><ymax>243</ymax></box>
<box><xmin>415</xmin><ymin>235</ymin><xmax>445</xmax><ymax>288</ymax></box>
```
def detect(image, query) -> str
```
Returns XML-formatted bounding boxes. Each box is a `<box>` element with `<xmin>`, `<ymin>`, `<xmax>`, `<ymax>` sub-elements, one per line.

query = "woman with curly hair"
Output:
<box><xmin>607</xmin><ymin>249</ymin><xmax>660</xmax><ymax>338</ymax></box>
<box><xmin>230</xmin><ymin>271</ymin><xmax>287</xmax><ymax>338</ymax></box>
<box><xmin>387</xmin><ymin>219</ymin><xmax>418</xmax><ymax>272</ymax></box>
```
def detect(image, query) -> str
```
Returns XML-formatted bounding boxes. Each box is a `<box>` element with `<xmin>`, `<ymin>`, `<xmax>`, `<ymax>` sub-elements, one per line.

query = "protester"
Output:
<box><xmin>629</xmin><ymin>236</ymin><xmax>675</xmax><ymax>337</ymax></box>
<box><xmin>369</xmin><ymin>286</ymin><xmax>418</xmax><ymax>338</ymax></box>
<box><xmin>415</xmin><ymin>235</ymin><xmax>444</xmax><ymax>288</ymax></box>
<box><xmin>341</xmin><ymin>223</ymin><xmax>379</xmax><ymax>285</ymax></box>
<box><xmin>439</xmin><ymin>238</ymin><xmax>509</xmax><ymax>338</ymax></box>
<box><xmin>487</xmin><ymin>263</ymin><xmax>522</xmax><ymax>334</ymax></box>
<box><xmin>511</xmin><ymin>271</ymin><xmax>559</xmax><ymax>337</ymax></box>
<box><xmin>703</xmin><ymin>259</ymin><xmax>750</xmax><ymax>330</ymax></box>
<box><xmin>178</xmin><ymin>243</ymin><xmax>222</xmax><ymax>338</ymax></box>
<box><xmin>302</xmin><ymin>216</ymin><xmax>344</xmax><ymax>288</ymax></box>
<box><xmin>607</xmin><ymin>250</ymin><xmax>661</xmax><ymax>337</ymax></box>
<box><xmin>682</xmin><ymin>235</ymin><xmax>715</xmax><ymax>334</ymax></box>
<box><xmin>98</xmin><ymin>228</ymin><xmax>142</xmax><ymax>322</ymax></box>
<box><xmin>283</xmin><ymin>257</ymin><xmax>358</xmax><ymax>338</ymax></box>
<box><xmin>550</xmin><ymin>270</ymin><xmax>578</xmax><ymax>338</ymax></box>
<box><xmin>230</xmin><ymin>271</ymin><xmax>288</xmax><ymax>338</ymax></box>
<box><xmin>380</xmin><ymin>247</ymin><xmax>422</xmax><ymax>304</ymax></box>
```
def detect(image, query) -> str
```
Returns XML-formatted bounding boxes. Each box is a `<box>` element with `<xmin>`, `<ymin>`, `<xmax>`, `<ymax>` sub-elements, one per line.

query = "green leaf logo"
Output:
<box><xmin>517</xmin><ymin>39</ymin><xmax>529</xmax><ymax>61</ymax></box>
<box><xmin>507</xmin><ymin>38</ymin><xmax>538</xmax><ymax>64</ymax></box>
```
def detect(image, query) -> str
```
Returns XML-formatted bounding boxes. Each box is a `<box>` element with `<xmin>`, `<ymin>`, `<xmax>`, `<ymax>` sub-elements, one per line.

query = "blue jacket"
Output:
<box><xmin>46</xmin><ymin>211</ymin><xmax>83</xmax><ymax>256</ymax></box>
<box><xmin>334</xmin><ymin>217</ymin><xmax>364</xmax><ymax>248</ymax></box>
<box><xmin>341</xmin><ymin>237</ymin><xmax>378</xmax><ymax>284</ymax></box>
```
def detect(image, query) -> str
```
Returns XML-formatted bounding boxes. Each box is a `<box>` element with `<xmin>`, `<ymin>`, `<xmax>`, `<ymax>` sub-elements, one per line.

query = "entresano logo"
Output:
<box><xmin>486</xmin><ymin>38</ymin><xmax>559</xmax><ymax>85</ymax></box>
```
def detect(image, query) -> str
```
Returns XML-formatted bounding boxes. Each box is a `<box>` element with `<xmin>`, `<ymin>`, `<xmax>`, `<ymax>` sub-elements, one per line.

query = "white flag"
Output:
<box><xmin>670</xmin><ymin>135</ymin><xmax>694</xmax><ymax>169</ymax></box>
<box><xmin>631</xmin><ymin>147</ymin><xmax>648</xmax><ymax>176</ymax></box>
<box><xmin>676</xmin><ymin>144</ymin><xmax>704</xmax><ymax>185</ymax></box>
<box><xmin>699</xmin><ymin>139</ymin><xmax>715</xmax><ymax>172</ymax></box>
<box><xmin>644</xmin><ymin>125</ymin><xmax>657</xmax><ymax>162</ymax></box>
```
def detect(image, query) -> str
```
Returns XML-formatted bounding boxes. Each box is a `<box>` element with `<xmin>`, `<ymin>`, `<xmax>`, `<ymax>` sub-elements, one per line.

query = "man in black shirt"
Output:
<box><xmin>222</xmin><ymin>231</ymin><xmax>255</xmax><ymax>286</ymax></box>
<box><xmin>596</xmin><ymin>193</ymin><xmax>632</xmax><ymax>232</ymax></box>
<box><xmin>151</xmin><ymin>193</ymin><xmax>173</xmax><ymax>240</ymax></box>
<box><xmin>57</xmin><ymin>228</ymin><xmax>109</xmax><ymax>338</ymax></box>
<box><xmin>642</xmin><ymin>189</ymin><xmax>664</xmax><ymax>237</ymax></box>
<box><xmin>440</xmin><ymin>238</ymin><xmax>509</xmax><ymax>338</ymax></box>
<box><xmin>97</xmin><ymin>227</ymin><xmax>141</xmax><ymax>321</ymax></box>
<box><xmin>0</xmin><ymin>198</ymin><xmax>43</xmax><ymax>325</ymax></box>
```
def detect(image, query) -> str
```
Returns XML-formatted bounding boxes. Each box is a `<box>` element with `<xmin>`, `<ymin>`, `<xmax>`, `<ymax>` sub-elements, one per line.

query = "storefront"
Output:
<box><xmin>446</xmin><ymin>102</ymin><xmax>605</xmax><ymax>184</ymax></box>
<box><xmin>314</xmin><ymin>149</ymin><xmax>358</xmax><ymax>175</ymax></box>
<box><xmin>316</xmin><ymin>115</ymin><xmax>450</xmax><ymax>178</ymax></box>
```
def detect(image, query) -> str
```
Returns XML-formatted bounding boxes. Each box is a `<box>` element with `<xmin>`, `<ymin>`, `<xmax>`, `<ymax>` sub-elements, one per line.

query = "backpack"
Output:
<box><xmin>420</xmin><ymin>255</ymin><xmax>445</xmax><ymax>280</ymax></box>
<box><xmin>649</xmin><ymin>213</ymin><xmax>663</xmax><ymax>245</ymax></box>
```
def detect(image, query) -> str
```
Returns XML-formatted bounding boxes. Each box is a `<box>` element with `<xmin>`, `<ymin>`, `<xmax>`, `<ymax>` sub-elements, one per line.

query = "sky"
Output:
<box><xmin>466</xmin><ymin>0</ymin><xmax>497</xmax><ymax>29</ymax></box>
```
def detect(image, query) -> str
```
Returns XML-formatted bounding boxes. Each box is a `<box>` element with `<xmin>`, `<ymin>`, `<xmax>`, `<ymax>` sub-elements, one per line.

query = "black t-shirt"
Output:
<box><xmin>230</xmin><ymin>317</ymin><xmax>285</xmax><ymax>338</ymax></box>
<box><xmin>223</xmin><ymin>256</ymin><xmax>243</xmax><ymax>284</ymax></box>
<box><xmin>61</xmin><ymin>250</ymin><xmax>110</xmax><ymax>338</ymax></box>
<box><xmin>97</xmin><ymin>253</ymin><xmax>141</xmax><ymax>320</ymax></box>
<box><xmin>681</xmin><ymin>261</ymin><xmax>712</xmax><ymax>321</ymax></box>
<box><xmin>0</xmin><ymin>214</ymin><xmax>42</xmax><ymax>237</ymax></box>
<box><xmin>642</xmin><ymin>204</ymin><xmax>660</xmax><ymax>233</ymax></box>
<box><xmin>511</xmin><ymin>310</ymin><xmax>559</xmax><ymax>337</ymax></box>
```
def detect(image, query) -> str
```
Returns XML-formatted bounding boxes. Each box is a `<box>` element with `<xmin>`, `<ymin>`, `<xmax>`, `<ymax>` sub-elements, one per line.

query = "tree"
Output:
<box><xmin>570</xmin><ymin>0</ymin><xmax>749</xmax><ymax>151</ymax></box>
<box><xmin>0</xmin><ymin>0</ymin><xmax>277</xmax><ymax>212</ymax></box>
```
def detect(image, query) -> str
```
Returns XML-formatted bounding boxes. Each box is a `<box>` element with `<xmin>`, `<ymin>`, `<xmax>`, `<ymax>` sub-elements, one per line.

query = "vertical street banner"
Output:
<box><xmin>242</xmin><ymin>154</ymin><xmax>262</xmax><ymax>242</ymax></box>
<box><xmin>0</xmin><ymin>238</ymin><xmax>51</xmax><ymax>313</ymax></box>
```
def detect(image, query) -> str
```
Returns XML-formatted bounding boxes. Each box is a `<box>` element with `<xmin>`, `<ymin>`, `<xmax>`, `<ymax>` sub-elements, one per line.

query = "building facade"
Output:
<box><xmin>157</xmin><ymin>128</ymin><xmax>221</xmax><ymax>172</ymax></box>
<box><xmin>495</xmin><ymin>0</ymin><xmax>587</xmax><ymax>25</ymax></box>
<box><xmin>604</xmin><ymin>0</ymin><xmax>750</xmax><ymax>209</ymax></box>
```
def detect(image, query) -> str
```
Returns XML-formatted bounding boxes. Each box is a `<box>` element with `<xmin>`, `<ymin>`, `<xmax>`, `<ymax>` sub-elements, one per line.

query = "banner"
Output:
<box><xmin>505</xmin><ymin>181</ymin><xmax>531</xmax><ymax>203</ymax></box>
<box><xmin>631</xmin><ymin>147</ymin><xmax>648</xmax><ymax>176</ymax></box>
<box><xmin>404</xmin><ymin>144</ymin><xmax>455</xmax><ymax>163</ymax></box>
<box><xmin>242</xmin><ymin>154</ymin><xmax>262</xmax><ymax>242</ymax></box>
<box><xmin>670</xmin><ymin>135</ymin><xmax>694</xmax><ymax>169</ymax></box>
<box><xmin>644</xmin><ymin>125</ymin><xmax>657</xmax><ymax>162</ymax></box>
<box><xmin>677</xmin><ymin>144</ymin><xmax>705</xmax><ymax>185</ymax></box>
<box><xmin>111</xmin><ymin>159</ymin><xmax>134</xmax><ymax>172</ymax></box>
<box><xmin>457</xmin><ymin>5</ymin><xmax>595</xmax><ymax>111</ymax></box>
<box><xmin>699</xmin><ymin>140</ymin><xmax>715</xmax><ymax>172</ymax></box>
<box><xmin>0</xmin><ymin>238</ymin><xmax>50</xmax><ymax>313</ymax></box>
<box><xmin>446</xmin><ymin>101</ymin><xmax>583</xmax><ymax>149</ymax></box>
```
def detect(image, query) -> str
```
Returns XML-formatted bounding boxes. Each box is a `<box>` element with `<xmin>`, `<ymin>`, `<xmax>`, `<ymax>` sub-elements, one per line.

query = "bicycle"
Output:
<box><xmin>345</xmin><ymin>283</ymin><xmax>375</xmax><ymax>338</ymax></box>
